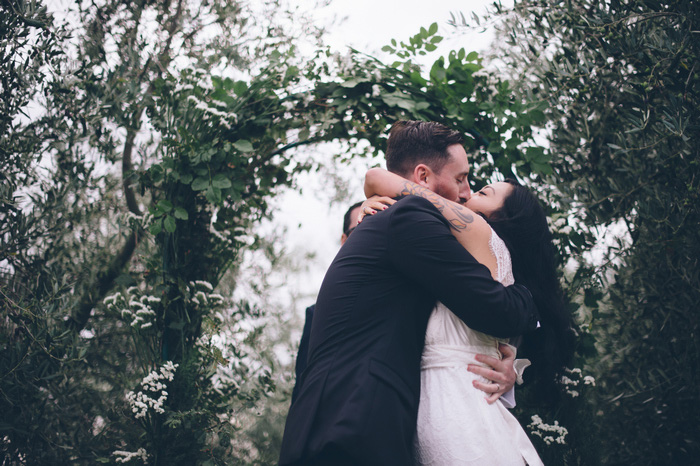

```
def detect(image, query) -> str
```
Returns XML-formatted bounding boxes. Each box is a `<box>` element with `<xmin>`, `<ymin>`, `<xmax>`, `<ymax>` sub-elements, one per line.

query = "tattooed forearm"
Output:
<box><xmin>447</xmin><ymin>207</ymin><xmax>475</xmax><ymax>232</ymax></box>
<box><xmin>397</xmin><ymin>181</ymin><xmax>475</xmax><ymax>232</ymax></box>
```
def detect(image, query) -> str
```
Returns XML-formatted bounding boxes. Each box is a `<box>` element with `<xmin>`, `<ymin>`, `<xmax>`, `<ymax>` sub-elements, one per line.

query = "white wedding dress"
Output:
<box><xmin>415</xmin><ymin>229</ymin><xmax>544</xmax><ymax>466</ymax></box>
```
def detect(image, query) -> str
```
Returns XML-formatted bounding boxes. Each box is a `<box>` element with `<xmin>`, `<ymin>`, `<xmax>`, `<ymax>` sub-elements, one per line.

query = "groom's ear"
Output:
<box><xmin>413</xmin><ymin>164</ymin><xmax>431</xmax><ymax>188</ymax></box>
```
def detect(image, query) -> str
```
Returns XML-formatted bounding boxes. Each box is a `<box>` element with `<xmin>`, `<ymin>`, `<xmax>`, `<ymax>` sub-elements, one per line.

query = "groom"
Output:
<box><xmin>279</xmin><ymin>120</ymin><xmax>539</xmax><ymax>466</ymax></box>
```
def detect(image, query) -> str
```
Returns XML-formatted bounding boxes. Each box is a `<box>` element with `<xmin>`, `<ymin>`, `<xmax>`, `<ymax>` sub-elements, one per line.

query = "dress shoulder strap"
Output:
<box><xmin>489</xmin><ymin>228</ymin><xmax>515</xmax><ymax>286</ymax></box>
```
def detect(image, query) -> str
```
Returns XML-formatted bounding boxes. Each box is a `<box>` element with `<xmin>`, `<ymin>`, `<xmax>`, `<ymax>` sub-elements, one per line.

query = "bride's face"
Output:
<box><xmin>465</xmin><ymin>182</ymin><xmax>513</xmax><ymax>218</ymax></box>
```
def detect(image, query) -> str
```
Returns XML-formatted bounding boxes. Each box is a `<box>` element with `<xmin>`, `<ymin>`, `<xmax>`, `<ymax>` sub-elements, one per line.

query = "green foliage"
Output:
<box><xmin>484</xmin><ymin>0</ymin><xmax>700</xmax><ymax>463</ymax></box>
<box><xmin>303</xmin><ymin>24</ymin><xmax>550</xmax><ymax>184</ymax></box>
<box><xmin>1</xmin><ymin>0</ymin><xmax>328</xmax><ymax>463</ymax></box>
<box><xmin>2</xmin><ymin>1</ymin><xmax>560</xmax><ymax>464</ymax></box>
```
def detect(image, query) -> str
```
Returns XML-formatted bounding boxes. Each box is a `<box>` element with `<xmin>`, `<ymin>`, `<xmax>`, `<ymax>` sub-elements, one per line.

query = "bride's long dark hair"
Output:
<box><xmin>486</xmin><ymin>179</ymin><xmax>574</xmax><ymax>398</ymax></box>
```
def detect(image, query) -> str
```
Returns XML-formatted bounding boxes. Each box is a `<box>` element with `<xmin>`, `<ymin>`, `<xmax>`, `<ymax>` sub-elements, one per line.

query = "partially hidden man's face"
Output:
<box><xmin>340</xmin><ymin>206</ymin><xmax>363</xmax><ymax>245</ymax></box>
<box><xmin>427</xmin><ymin>144</ymin><xmax>472</xmax><ymax>204</ymax></box>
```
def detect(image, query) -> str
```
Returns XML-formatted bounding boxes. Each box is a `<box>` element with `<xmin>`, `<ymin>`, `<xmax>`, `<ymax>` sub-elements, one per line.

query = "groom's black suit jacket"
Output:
<box><xmin>279</xmin><ymin>195</ymin><xmax>538</xmax><ymax>466</ymax></box>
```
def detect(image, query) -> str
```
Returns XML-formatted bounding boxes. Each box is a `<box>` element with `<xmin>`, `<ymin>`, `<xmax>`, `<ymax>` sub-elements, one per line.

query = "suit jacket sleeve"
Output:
<box><xmin>388</xmin><ymin>196</ymin><xmax>538</xmax><ymax>338</ymax></box>
<box><xmin>291</xmin><ymin>304</ymin><xmax>314</xmax><ymax>403</ymax></box>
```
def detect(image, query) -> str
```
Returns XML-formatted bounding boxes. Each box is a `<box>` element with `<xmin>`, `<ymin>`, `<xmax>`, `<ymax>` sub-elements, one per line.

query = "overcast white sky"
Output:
<box><xmin>267</xmin><ymin>0</ymin><xmax>511</xmax><ymax>311</ymax></box>
<box><xmin>310</xmin><ymin>0</ymin><xmax>501</xmax><ymax>56</ymax></box>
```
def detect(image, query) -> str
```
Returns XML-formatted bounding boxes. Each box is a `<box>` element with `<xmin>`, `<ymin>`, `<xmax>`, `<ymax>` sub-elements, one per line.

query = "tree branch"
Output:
<box><xmin>67</xmin><ymin>0</ymin><xmax>187</xmax><ymax>332</ymax></box>
<box><xmin>122</xmin><ymin>129</ymin><xmax>141</xmax><ymax>215</ymax></box>
<box><xmin>67</xmin><ymin>230</ymin><xmax>139</xmax><ymax>331</ymax></box>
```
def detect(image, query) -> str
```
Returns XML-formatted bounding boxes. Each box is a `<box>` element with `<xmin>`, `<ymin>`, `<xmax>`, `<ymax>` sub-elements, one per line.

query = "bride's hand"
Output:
<box><xmin>467</xmin><ymin>343</ymin><xmax>517</xmax><ymax>404</ymax></box>
<box><xmin>357</xmin><ymin>196</ymin><xmax>396</xmax><ymax>223</ymax></box>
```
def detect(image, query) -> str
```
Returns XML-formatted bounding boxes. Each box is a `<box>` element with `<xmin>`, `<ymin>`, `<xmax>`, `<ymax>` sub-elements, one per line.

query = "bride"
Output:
<box><xmin>361</xmin><ymin>168</ymin><xmax>573</xmax><ymax>465</ymax></box>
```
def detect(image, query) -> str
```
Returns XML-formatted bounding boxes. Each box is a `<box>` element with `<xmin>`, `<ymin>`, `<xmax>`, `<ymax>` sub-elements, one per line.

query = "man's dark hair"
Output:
<box><xmin>342</xmin><ymin>201</ymin><xmax>364</xmax><ymax>236</ymax></box>
<box><xmin>385</xmin><ymin>120</ymin><xmax>465</xmax><ymax>177</ymax></box>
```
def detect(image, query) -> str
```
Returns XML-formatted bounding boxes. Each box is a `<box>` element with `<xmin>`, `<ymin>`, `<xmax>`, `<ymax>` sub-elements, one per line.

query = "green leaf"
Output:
<box><xmin>164</xmin><ymin>215</ymin><xmax>176</xmax><ymax>233</ymax></box>
<box><xmin>340</xmin><ymin>77</ymin><xmax>371</xmax><ymax>88</ymax></box>
<box><xmin>233</xmin><ymin>80</ymin><xmax>248</xmax><ymax>95</ymax></box>
<box><xmin>285</xmin><ymin>65</ymin><xmax>300</xmax><ymax>79</ymax></box>
<box><xmin>487</xmin><ymin>141</ymin><xmax>503</xmax><ymax>153</ymax></box>
<box><xmin>232</xmin><ymin>140</ymin><xmax>254</xmax><ymax>152</ymax></box>
<box><xmin>206</xmin><ymin>186</ymin><xmax>222</xmax><ymax>203</ymax></box>
<box><xmin>191</xmin><ymin>177</ymin><xmax>210</xmax><ymax>191</ymax></box>
<box><xmin>525</xmin><ymin>146</ymin><xmax>549</xmax><ymax>163</ymax></box>
<box><xmin>149</xmin><ymin>220</ymin><xmax>162</xmax><ymax>235</ymax></box>
<box><xmin>212</xmin><ymin>174</ymin><xmax>232</xmax><ymax>189</ymax></box>
<box><xmin>173</xmin><ymin>207</ymin><xmax>189</xmax><ymax>220</ymax></box>
<box><xmin>381</xmin><ymin>92</ymin><xmax>418</xmax><ymax>111</ymax></box>
<box><xmin>179</xmin><ymin>173</ymin><xmax>193</xmax><ymax>184</ymax></box>
<box><xmin>428</xmin><ymin>22</ymin><xmax>438</xmax><ymax>35</ymax></box>
<box><xmin>531</xmin><ymin>162</ymin><xmax>553</xmax><ymax>175</ymax></box>
<box><xmin>430</xmin><ymin>59</ymin><xmax>446</xmax><ymax>82</ymax></box>
<box><xmin>530</xmin><ymin>109</ymin><xmax>546</xmax><ymax>121</ymax></box>
<box><xmin>157</xmin><ymin>200</ymin><xmax>173</xmax><ymax>213</ymax></box>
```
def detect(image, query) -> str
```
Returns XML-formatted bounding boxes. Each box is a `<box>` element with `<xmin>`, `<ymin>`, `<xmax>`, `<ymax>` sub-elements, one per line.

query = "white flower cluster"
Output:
<box><xmin>209</xmin><ymin>223</ymin><xmax>232</xmax><ymax>244</ymax></box>
<box><xmin>548</xmin><ymin>215</ymin><xmax>573</xmax><ymax>235</ymax></box>
<box><xmin>560</xmin><ymin>367</ymin><xmax>596</xmax><ymax>397</ymax></box>
<box><xmin>186</xmin><ymin>94</ymin><xmax>238</xmax><ymax>129</ymax></box>
<box><xmin>104</xmin><ymin>287</ymin><xmax>159</xmax><ymax>330</ymax></box>
<box><xmin>113</xmin><ymin>447</ymin><xmax>148</xmax><ymax>463</ymax></box>
<box><xmin>125</xmin><ymin>211</ymin><xmax>143</xmax><ymax>227</ymax></box>
<box><xmin>187</xmin><ymin>281</ymin><xmax>225</xmax><ymax>309</ymax></box>
<box><xmin>528</xmin><ymin>415</ymin><xmax>568</xmax><ymax>445</ymax></box>
<box><xmin>124</xmin><ymin>211</ymin><xmax>160</xmax><ymax>232</ymax></box>
<box><xmin>126</xmin><ymin>361</ymin><xmax>178</xmax><ymax>419</ymax></box>
<box><xmin>332</xmin><ymin>51</ymin><xmax>356</xmax><ymax>74</ymax></box>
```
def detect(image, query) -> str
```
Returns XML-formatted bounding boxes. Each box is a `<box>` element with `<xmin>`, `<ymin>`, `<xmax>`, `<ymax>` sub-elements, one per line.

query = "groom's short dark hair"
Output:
<box><xmin>385</xmin><ymin>120</ymin><xmax>464</xmax><ymax>177</ymax></box>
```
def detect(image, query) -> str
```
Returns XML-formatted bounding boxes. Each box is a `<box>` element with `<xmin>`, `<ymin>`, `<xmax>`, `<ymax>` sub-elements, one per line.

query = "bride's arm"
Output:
<box><xmin>364</xmin><ymin>168</ymin><xmax>498</xmax><ymax>278</ymax></box>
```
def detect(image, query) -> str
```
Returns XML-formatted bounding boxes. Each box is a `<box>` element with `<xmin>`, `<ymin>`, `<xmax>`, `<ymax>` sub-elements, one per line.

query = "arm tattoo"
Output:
<box><xmin>398</xmin><ymin>181</ymin><xmax>474</xmax><ymax>232</ymax></box>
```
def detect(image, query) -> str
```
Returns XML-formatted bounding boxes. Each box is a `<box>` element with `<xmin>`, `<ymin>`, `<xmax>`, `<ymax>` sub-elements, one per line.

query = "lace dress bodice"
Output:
<box><xmin>422</xmin><ymin>229</ymin><xmax>514</xmax><ymax>361</ymax></box>
<box><xmin>415</xmin><ymin>228</ymin><xmax>543</xmax><ymax>466</ymax></box>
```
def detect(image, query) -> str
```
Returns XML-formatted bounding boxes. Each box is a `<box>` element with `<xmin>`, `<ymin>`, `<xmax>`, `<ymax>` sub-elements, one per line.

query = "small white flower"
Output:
<box><xmin>113</xmin><ymin>447</ymin><xmax>148</xmax><ymax>463</ymax></box>
<box><xmin>142</xmin><ymin>295</ymin><xmax>161</xmax><ymax>304</ymax></box>
<box><xmin>561</xmin><ymin>375</ymin><xmax>578</xmax><ymax>386</ymax></box>
<box><xmin>125</xmin><ymin>363</ymin><xmax>179</xmax><ymax>420</ymax></box>
<box><xmin>528</xmin><ymin>415</ymin><xmax>568</xmax><ymax>445</ymax></box>
<box><xmin>193</xmin><ymin>280</ymin><xmax>214</xmax><ymax>291</ymax></box>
